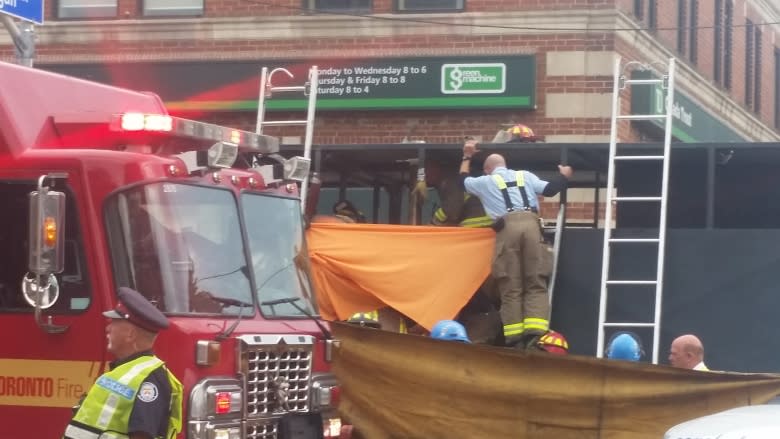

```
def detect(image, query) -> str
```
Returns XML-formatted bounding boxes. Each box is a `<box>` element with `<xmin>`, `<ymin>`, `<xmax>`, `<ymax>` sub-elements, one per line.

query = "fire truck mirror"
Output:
<box><xmin>21</xmin><ymin>273</ymin><xmax>60</xmax><ymax>309</ymax></box>
<box><xmin>27</xmin><ymin>187</ymin><xmax>67</xmax><ymax>275</ymax></box>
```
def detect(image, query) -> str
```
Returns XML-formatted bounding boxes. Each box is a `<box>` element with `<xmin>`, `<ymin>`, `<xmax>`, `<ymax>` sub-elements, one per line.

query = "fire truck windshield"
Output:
<box><xmin>241</xmin><ymin>193</ymin><xmax>318</xmax><ymax>318</ymax></box>
<box><xmin>105</xmin><ymin>183</ymin><xmax>254</xmax><ymax>315</ymax></box>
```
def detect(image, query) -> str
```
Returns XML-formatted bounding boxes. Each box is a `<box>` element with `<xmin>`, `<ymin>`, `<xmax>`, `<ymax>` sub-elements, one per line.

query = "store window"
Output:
<box><xmin>395</xmin><ymin>0</ymin><xmax>464</xmax><ymax>12</ymax></box>
<box><xmin>143</xmin><ymin>0</ymin><xmax>203</xmax><ymax>16</ymax></box>
<box><xmin>58</xmin><ymin>0</ymin><xmax>116</xmax><ymax>19</ymax></box>
<box><xmin>304</xmin><ymin>0</ymin><xmax>371</xmax><ymax>12</ymax></box>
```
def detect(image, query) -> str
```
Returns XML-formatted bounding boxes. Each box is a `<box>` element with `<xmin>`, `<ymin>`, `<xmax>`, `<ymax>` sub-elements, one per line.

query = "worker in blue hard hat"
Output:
<box><xmin>430</xmin><ymin>320</ymin><xmax>471</xmax><ymax>343</ymax></box>
<box><xmin>606</xmin><ymin>331</ymin><xmax>645</xmax><ymax>362</ymax></box>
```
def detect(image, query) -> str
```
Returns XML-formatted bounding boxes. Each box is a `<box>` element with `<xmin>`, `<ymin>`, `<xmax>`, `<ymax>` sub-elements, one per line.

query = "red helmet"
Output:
<box><xmin>506</xmin><ymin>124</ymin><xmax>537</xmax><ymax>143</ymax></box>
<box><xmin>537</xmin><ymin>330</ymin><xmax>569</xmax><ymax>355</ymax></box>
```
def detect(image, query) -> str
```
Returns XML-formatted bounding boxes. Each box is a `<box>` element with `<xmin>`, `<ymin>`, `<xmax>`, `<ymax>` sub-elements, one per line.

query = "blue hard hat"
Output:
<box><xmin>430</xmin><ymin>320</ymin><xmax>471</xmax><ymax>343</ymax></box>
<box><xmin>606</xmin><ymin>332</ymin><xmax>643</xmax><ymax>361</ymax></box>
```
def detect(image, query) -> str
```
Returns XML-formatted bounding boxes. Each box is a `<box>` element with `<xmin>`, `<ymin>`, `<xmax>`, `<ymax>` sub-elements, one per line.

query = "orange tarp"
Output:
<box><xmin>306</xmin><ymin>223</ymin><xmax>494</xmax><ymax>330</ymax></box>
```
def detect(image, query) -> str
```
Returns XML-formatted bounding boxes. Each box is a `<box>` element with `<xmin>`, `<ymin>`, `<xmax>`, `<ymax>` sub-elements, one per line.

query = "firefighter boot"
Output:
<box><xmin>522</xmin><ymin>333</ymin><xmax>545</xmax><ymax>352</ymax></box>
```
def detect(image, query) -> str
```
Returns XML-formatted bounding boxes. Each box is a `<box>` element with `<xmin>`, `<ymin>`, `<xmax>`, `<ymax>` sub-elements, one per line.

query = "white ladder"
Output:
<box><xmin>596</xmin><ymin>57</ymin><xmax>676</xmax><ymax>364</ymax></box>
<box><xmin>256</xmin><ymin>66</ymin><xmax>319</xmax><ymax>207</ymax></box>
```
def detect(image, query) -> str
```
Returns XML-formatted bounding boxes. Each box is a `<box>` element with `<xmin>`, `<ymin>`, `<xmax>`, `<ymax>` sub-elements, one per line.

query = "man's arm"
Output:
<box><xmin>459</xmin><ymin>139</ymin><xmax>479</xmax><ymax>189</ymax></box>
<box><xmin>541</xmin><ymin>165</ymin><xmax>573</xmax><ymax>197</ymax></box>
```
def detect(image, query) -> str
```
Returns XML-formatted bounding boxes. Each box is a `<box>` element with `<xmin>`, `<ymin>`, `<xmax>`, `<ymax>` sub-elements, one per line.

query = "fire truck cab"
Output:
<box><xmin>0</xmin><ymin>61</ymin><xmax>347</xmax><ymax>439</ymax></box>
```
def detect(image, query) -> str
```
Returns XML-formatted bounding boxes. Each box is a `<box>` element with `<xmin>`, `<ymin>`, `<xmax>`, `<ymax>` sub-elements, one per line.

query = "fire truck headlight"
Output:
<box><xmin>189</xmin><ymin>379</ymin><xmax>243</xmax><ymax>419</ymax></box>
<box><xmin>311</xmin><ymin>374</ymin><xmax>340</xmax><ymax>410</ymax></box>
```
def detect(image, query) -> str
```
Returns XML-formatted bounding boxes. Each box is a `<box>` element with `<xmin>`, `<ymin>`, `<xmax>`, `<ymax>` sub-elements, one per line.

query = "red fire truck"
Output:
<box><xmin>0</xmin><ymin>61</ymin><xmax>348</xmax><ymax>439</ymax></box>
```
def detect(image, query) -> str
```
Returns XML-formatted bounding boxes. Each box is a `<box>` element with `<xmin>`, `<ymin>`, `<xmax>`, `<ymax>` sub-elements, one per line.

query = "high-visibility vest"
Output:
<box><xmin>64</xmin><ymin>355</ymin><xmax>183</xmax><ymax>439</ymax></box>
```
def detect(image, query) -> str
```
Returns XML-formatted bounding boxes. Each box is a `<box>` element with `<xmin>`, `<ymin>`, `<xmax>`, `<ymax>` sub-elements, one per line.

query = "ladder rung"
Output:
<box><xmin>270</xmin><ymin>85</ymin><xmax>306</xmax><ymax>93</ymax></box>
<box><xmin>609</xmin><ymin>238</ymin><xmax>660</xmax><ymax>243</ymax></box>
<box><xmin>260</xmin><ymin>120</ymin><xmax>308</xmax><ymax>126</ymax></box>
<box><xmin>612</xmin><ymin>196</ymin><xmax>662</xmax><ymax>202</ymax></box>
<box><xmin>614</xmin><ymin>155</ymin><xmax>665</xmax><ymax>161</ymax></box>
<box><xmin>617</xmin><ymin>114</ymin><xmax>667</xmax><ymax>121</ymax></box>
<box><xmin>623</xmin><ymin>78</ymin><xmax>664</xmax><ymax>85</ymax></box>
<box><xmin>606</xmin><ymin>280</ymin><xmax>658</xmax><ymax>285</ymax></box>
<box><xmin>603</xmin><ymin>322</ymin><xmax>656</xmax><ymax>328</ymax></box>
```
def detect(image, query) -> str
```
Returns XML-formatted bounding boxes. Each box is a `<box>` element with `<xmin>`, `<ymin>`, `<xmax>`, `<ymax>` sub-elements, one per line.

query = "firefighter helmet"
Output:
<box><xmin>346</xmin><ymin>311</ymin><xmax>381</xmax><ymax>329</ymax></box>
<box><xmin>606</xmin><ymin>332</ymin><xmax>644</xmax><ymax>361</ymax></box>
<box><xmin>537</xmin><ymin>330</ymin><xmax>569</xmax><ymax>355</ymax></box>
<box><xmin>430</xmin><ymin>320</ymin><xmax>471</xmax><ymax>343</ymax></box>
<box><xmin>506</xmin><ymin>124</ymin><xmax>537</xmax><ymax>143</ymax></box>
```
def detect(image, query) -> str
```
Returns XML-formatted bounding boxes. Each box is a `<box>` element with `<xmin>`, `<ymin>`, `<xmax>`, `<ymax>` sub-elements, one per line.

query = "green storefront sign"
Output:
<box><xmin>42</xmin><ymin>56</ymin><xmax>534</xmax><ymax>112</ymax></box>
<box><xmin>631</xmin><ymin>71</ymin><xmax>745</xmax><ymax>142</ymax></box>
<box><xmin>162</xmin><ymin>56</ymin><xmax>534</xmax><ymax>112</ymax></box>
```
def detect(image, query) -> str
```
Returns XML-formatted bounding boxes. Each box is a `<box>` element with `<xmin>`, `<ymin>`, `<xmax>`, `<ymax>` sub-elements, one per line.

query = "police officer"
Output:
<box><xmin>63</xmin><ymin>287</ymin><xmax>183</xmax><ymax>439</ymax></box>
<box><xmin>460</xmin><ymin>140</ymin><xmax>573</xmax><ymax>350</ymax></box>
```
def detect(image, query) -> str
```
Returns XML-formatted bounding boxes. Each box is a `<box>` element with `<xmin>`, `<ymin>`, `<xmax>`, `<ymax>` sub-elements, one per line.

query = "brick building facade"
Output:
<box><xmin>2</xmin><ymin>0</ymin><xmax>779</xmax><ymax>144</ymax></box>
<box><xmin>2</xmin><ymin>0</ymin><xmax>780</xmax><ymax>222</ymax></box>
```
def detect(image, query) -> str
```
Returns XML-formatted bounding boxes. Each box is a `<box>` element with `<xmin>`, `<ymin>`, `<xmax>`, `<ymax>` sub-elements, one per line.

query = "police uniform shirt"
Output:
<box><xmin>463</xmin><ymin>166</ymin><xmax>548</xmax><ymax>219</ymax></box>
<box><xmin>110</xmin><ymin>350</ymin><xmax>172</xmax><ymax>437</ymax></box>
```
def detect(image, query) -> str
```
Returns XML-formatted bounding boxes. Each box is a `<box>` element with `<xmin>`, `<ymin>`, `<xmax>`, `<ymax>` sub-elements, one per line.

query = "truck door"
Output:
<box><xmin>0</xmin><ymin>177</ymin><xmax>105</xmax><ymax>439</ymax></box>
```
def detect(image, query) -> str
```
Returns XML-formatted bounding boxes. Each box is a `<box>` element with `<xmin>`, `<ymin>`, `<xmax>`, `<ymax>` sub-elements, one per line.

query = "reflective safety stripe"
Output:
<box><xmin>503</xmin><ymin>322</ymin><xmax>524</xmax><ymax>337</ymax></box>
<box><xmin>459</xmin><ymin>216</ymin><xmax>493</xmax><ymax>227</ymax></box>
<box><xmin>97</xmin><ymin>357</ymin><xmax>162</xmax><ymax>429</ymax></box>
<box><xmin>64</xmin><ymin>424</ymin><xmax>101</xmax><ymax>439</ymax></box>
<box><xmin>523</xmin><ymin>317</ymin><xmax>549</xmax><ymax>333</ymax></box>
<box><xmin>433</xmin><ymin>208</ymin><xmax>448</xmax><ymax>223</ymax></box>
<box><xmin>491</xmin><ymin>172</ymin><xmax>525</xmax><ymax>190</ymax></box>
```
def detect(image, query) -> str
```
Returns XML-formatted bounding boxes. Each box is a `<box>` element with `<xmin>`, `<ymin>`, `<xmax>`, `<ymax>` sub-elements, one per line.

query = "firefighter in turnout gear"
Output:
<box><xmin>63</xmin><ymin>287</ymin><xmax>183</xmax><ymax>439</ymax></box>
<box><xmin>427</xmin><ymin>150</ymin><xmax>492</xmax><ymax>229</ymax></box>
<box><xmin>459</xmin><ymin>140</ymin><xmax>573</xmax><ymax>350</ymax></box>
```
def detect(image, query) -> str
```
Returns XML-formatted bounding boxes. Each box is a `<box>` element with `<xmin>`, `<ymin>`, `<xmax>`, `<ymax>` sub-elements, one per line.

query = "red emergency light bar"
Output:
<box><xmin>110</xmin><ymin>113</ymin><xmax>278</xmax><ymax>153</ymax></box>
<box><xmin>50</xmin><ymin>112</ymin><xmax>279</xmax><ymax>154</ymax></box>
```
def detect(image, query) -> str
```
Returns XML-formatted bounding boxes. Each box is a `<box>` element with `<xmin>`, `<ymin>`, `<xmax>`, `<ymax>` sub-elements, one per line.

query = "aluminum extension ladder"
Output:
<box><xmin>256</xmin><ymin>65</ymin><xmax>319</xmax><ymax>208</ymax></box>
<box><xmin>596</xmin><ymin>57</ymin><xmax>677</xmax><ymax>364</ymax></box>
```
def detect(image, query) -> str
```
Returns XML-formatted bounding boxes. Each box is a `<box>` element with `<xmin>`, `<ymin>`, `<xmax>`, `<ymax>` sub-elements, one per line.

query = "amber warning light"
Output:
<box><xmin>43</xmin><ymin>217</ymin><xmax>58</xmax><ymax>247</ymax></box>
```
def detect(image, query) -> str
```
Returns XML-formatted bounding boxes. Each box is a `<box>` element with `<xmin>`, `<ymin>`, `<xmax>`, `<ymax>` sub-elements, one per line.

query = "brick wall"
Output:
<box><xmin>2</xmin><ymin>0</ymin><xmax>778</xmax><ymax>143</ymax></box>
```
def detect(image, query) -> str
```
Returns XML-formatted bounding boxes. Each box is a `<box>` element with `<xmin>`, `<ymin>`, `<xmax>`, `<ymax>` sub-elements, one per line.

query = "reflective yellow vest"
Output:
<box><xmin>64</xmin><ymin>355</ymin><xmax>183</xmax><ymax>439</ymax></box>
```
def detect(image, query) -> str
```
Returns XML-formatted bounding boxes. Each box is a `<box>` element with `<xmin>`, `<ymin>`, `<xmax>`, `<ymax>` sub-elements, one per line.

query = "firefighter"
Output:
<box><xmin>426</xmin><ymin>155</ymin><xmax>492</xmax><ymax>228</ymax></box>
<box><xmin>460</xmin><ymin>140</ymin><xmax>573</xmax><ymax>350</ymax></box>
<box><xmin>64</xmin><ymin>287</ymin><xmax>183</xmax><ymax>439</ymax></box>
<box><xmin>606</xmin><ymin>331</ymin><xmax>644</xmax><ymax>361</ymax></box>
<box><xmin>430</xmin><ymin>320</ymin><xmax>471</xmax><ymax>343</ymax></box>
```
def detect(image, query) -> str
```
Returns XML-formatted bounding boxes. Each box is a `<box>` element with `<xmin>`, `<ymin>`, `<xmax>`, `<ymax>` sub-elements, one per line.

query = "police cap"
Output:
<box><xmin>103</xmin><ymin>287</ymin><xmax>169</xmax><ymax>333</ymax></box>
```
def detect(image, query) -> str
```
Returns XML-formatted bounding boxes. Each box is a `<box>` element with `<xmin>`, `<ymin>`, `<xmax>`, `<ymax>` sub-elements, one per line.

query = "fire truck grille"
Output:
<box><xmin>238</xmin><ymin>334</ymin><xmax>314</xmax><ymax>416</ymax></box>
<box><xmin>245</xmin><ymin>420</ymin><xmax>278</xmax><ymax>439</ymax></box>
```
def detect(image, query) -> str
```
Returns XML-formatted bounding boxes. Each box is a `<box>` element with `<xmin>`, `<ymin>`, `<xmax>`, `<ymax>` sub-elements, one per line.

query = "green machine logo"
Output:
<box><xmin>441</xmin><ymin>63</ymin><xmax>506</xmax><ymax>94</ymax></box>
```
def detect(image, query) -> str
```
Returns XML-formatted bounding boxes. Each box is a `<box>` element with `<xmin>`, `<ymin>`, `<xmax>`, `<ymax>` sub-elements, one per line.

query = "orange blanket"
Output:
<box><xmin>306</xmin><ymin>223</ymin><xmax>494</xmax><ymax>330</ymax></box>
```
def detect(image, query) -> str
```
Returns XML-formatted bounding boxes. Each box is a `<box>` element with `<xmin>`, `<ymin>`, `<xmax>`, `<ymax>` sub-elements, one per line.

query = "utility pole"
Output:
<box><xmin>1</xmin><ymin>15</ymin><xmax>35</xmax><ymax>67</ymax></box>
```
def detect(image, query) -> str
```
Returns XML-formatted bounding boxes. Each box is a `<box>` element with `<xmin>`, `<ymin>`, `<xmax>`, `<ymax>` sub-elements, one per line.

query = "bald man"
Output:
<box><xmin>669</xmin><ymin>334</ymin><xmax>709</xmax><ymax>370</ymax></box>
<box><xmin>459</xmin><ymin>141</ymin><xmax>572</xmax><ymax>350</ymax></box>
